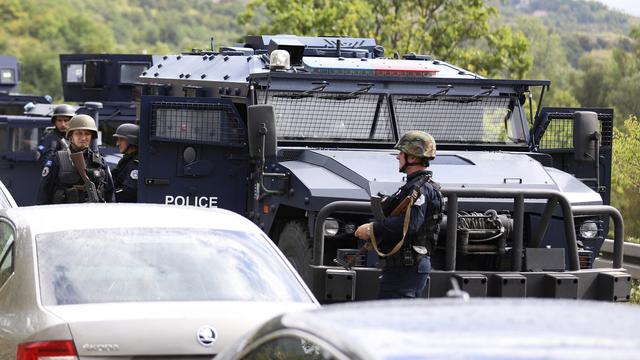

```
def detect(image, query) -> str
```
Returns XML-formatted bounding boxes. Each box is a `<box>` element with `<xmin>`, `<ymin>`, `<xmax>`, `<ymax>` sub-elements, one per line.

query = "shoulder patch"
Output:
<box><xmin>413</xmin><ymin>194</ymin><xmax>425</xmax><ymax>206</ymax></box>
<box><xmin>130</xmin><ymin>169</ymin><xmax>138</xmax><ymax>180</ymax></box>
<box><xmin>41</xmin><ymin>166</ymin><xmax>50</xmax><ymax>177</ymax></box>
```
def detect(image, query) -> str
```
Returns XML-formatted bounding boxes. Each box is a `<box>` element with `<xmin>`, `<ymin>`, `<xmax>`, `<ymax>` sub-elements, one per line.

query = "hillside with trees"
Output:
<box><xmin>2</xmin><ymin>0</ymin><xmax>243</xmax><ymax>99</ymax></box>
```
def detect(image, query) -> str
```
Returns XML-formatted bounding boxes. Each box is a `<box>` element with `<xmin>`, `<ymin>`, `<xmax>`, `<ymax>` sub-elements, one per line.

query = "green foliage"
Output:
<box><xmin>631</xmin><ymin>280</ymin><xmax>640</xmax><ymax>304</ymax></box>
<box><xmin>240</xmin><ymin>0</ymin><xmax>532</xmax><ymax>79</ymax></box>
<box><xmin>0</xmin><ymin>0</ymin><xmax>244</xmax><ymax>100</ymax></box>
<box><xmin>612</xmin><ymin>116</ymin><xmax>640</xmax><ymax>238</ymax></box>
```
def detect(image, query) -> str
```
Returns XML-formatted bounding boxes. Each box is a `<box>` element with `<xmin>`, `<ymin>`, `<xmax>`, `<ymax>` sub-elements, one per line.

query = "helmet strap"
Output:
<box><xmin>400</xmin><ymin>153</ymin><xmax>427</xmax><ymax>173</ymax></box>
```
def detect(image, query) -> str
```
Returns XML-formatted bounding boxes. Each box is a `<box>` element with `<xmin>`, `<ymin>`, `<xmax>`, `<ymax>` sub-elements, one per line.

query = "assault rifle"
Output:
<box><xmin>69</xmin><ymin>151</ymin><xmax>100</xmax><ymax>203</ymax></box>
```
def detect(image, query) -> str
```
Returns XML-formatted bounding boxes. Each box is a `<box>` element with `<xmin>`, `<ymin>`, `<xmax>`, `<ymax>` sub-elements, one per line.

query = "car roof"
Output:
<box><xmin>1</xmin><ymin>203</ymin><xmax>263</xmax><ymax>235</ymax></box>
<box><xmin>263</xmin><ymin>298</ymin><xmax>640</xmax><ymax>360</ymax></box>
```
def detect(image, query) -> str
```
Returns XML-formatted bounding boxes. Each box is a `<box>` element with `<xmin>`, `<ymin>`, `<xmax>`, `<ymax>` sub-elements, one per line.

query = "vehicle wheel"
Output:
<box><xmin>278</xmin><ymin>220</ymin><xmax>313</xmax><ymax>285</ymax></box>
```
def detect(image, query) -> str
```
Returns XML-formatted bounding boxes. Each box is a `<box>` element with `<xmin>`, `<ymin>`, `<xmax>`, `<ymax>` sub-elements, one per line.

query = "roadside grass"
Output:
<box><xmin>631</xmin><ymin>280</ymin><xmax>640</xmax><ymax>304</ymax></box>
<box><xmin>626</xmin><ymin>238</ymin><xmax>640</xmax><ymax>303</ymax></box>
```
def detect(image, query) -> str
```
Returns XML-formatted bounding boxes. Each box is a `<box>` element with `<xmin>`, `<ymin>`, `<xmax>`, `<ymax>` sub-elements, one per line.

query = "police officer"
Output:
<box><xmin>112</xmin><ymin>123</ymin><xmax>139</xmax><ymax>202</ymax></box>
<box><xmin>37</xmin><ymin>104</ymin><xmax>76</xmax><ymax>166</ymax></box>
<box><xmin>37</xmin><ymin>114</ymin><xmax>115</xmax><ymax>204</ymax></box>
<box><xmin>355</xmin><ymin>131</ymin><xmax>442</xmax><ymax>299</ymax></box>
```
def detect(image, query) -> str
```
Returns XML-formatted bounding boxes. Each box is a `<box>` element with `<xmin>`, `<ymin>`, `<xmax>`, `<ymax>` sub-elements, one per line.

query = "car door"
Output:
<box><xmin>138</xmin><ymin>95</ymin><xmax>250</xmax><ymax>213</ymax></box>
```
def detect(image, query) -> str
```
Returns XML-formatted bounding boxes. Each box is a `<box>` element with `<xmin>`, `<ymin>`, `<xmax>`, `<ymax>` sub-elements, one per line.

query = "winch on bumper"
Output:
<box><xmin>309</xmin><ymin>187</ymin><xmax>630</xmax><ymax>302</ymax></box>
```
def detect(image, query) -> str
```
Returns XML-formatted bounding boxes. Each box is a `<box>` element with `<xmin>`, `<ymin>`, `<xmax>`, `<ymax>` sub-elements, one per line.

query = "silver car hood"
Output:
<box><xmin>45</xmin><ymin>301</ymin><xmax>316</xmax><ymax>356</ymax></box>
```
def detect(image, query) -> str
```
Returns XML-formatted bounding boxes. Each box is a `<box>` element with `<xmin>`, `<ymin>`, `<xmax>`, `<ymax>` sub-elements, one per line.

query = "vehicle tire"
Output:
<box><xmin>278</xmin><ymin>220</ymin><xmax>313</xmax><ymax>285</ymax></box>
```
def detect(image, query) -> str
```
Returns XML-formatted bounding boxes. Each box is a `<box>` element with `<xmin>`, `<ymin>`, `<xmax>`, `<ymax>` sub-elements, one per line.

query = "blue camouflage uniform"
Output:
<box><xmin>372</xmin><ymin>170</ymin><xmax>442</xmax><ymax>299</ymax></box>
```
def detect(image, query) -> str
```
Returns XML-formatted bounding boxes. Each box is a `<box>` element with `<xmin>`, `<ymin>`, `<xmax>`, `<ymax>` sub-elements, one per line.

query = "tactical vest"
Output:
<box><xmin>386</xmin><ymin>173</ymin><xmax>444</xmax><ymax>267</ymax></box>
<box><xmin>52</xmin><ymin>150</ymin><xmax>107</xmax><ymax>203</ymax></box>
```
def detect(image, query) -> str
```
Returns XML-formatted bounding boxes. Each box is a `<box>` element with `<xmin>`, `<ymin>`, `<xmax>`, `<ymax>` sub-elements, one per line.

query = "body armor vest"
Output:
<box><xmin>386</xmin><ymin>173</ymin><xmax>444</xmax><ymax>267</ymax></box>
<box><xmin>53</xmin><ymin>150</ymin><xmax>107</xmax><ymax>203</ymax></box>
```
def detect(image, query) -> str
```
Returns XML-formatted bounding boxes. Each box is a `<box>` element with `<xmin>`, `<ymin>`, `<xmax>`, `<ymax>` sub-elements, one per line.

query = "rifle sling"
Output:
<box><xmin>370</xmin><ymin>189</ymin><xmax>417</xmax><ymax>258</ymax></box>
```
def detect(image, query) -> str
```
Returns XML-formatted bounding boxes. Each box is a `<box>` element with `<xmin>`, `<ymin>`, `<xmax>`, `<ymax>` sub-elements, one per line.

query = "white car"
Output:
<box><xmin>0</xmin><ymin>203</ymin><xmax>318</xmax><ymax>359</ymax></box>
<box><xmin>0</xmin><ymin>181</ymin><xmax>17</xmax><ymax>209</ymax></box>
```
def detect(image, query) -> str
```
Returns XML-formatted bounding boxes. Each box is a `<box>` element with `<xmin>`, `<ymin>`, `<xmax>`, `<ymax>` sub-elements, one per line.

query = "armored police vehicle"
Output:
<box><xmin>0</xmin><ymin>54</ymin><xmax>154</xmax><ymax>206</ymax></box>
<box><xmin>135</xmin><ymin>35</ymin><xmax>630</xmax><ymax>302</ymax></box>
<box><xmin>60</xmin><ymin>54</ymin><xmax>157</xmax><ymax>157</ymax></box>
<box><xmin>0</xmin><ymin>55</ymin><xmax>51</xmax><ymax>115</ymax></box>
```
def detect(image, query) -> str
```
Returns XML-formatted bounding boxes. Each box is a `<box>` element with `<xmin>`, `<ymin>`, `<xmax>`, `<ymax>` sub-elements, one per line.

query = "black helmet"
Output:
<box><xmin>113</xmin><ymin>123</ymin><xmax>139</xmax><ymax>146</ymax></box>
<box><xmin>51</xmin><ymin>104</ymin><xmax>76</xmax><ymax>123</ymax></box>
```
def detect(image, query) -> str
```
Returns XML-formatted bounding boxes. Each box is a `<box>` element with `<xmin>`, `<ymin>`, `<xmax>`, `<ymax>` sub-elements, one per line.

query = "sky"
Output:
<box><xmin>593</xmin><ymin>0</ymin><xmax>640</xmax><ymax>17</ymax></box>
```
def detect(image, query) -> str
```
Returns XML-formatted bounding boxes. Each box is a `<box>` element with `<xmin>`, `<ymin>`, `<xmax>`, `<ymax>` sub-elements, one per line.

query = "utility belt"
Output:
<box><xmin>384</xmin><ymin>246</ymin><xmax>428</xmax><ymax>267</ymax></box>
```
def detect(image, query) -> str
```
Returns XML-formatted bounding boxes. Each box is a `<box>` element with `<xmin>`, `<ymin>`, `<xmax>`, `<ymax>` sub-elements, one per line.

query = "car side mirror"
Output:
<box><xmin>573</xmin><ymin>111</ymin><xmax>599</xmax><ymax>162</ymax></box>
<box><xmin>247</xmin><ymin>105</ymin><xmax>277</xmax><ymax>161</ymax></box>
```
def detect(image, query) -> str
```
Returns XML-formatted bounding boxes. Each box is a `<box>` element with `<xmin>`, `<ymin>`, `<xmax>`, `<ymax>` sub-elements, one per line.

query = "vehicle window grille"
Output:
<box><xmin>392</xmin><ymin>95</ymin><xmax>526</xmax><ymax>144</ymax></box>
<box><xmin>277</xmin><ymin>149</ymin><xmax>304</xmax><ymax>161</ymax></box>
<box><xmin>539</xmin><ymin>118</ymin><xmax>573</xmax><ymax>150</ymax></box>
<box><xmin>538</xmin><ymin>112</ymin><xmax>612</xmax><ymax>150</ymax></box>
<box><xmin>258</xmin><ymin>90</ymin><xmax>394</xmax><ymax>143</ymax></box>
<box><xmin>150</xmin><ymin>101</ymin><xmax>245</xmax><ymax>147</ymax></box>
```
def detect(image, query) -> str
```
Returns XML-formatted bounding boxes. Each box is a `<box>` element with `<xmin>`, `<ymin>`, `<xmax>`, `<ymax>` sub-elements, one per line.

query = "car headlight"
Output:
<box><xmin>323</xmin><ymin>218</ymin><xmax>339</xmax><ymax>236</ymax></box>
<box><xmin>579</xmin><ymin>221</ymin><xmax>598</xmax><ymax>239</ymax></box>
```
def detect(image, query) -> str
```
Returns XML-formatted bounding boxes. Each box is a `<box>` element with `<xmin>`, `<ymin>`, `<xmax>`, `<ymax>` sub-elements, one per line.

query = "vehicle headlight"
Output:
<box><xmin>323</xmin><ymin>218</ymin><xmax>339</xmax><ymax>236</ymax></box>
<box><xmin>579</xmin><ymin>221</ymin><xmax>598</xmax><ymax>239</ymax></box>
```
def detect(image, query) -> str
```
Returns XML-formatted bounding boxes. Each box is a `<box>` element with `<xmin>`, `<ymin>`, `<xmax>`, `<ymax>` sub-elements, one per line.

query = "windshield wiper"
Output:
<box><xmin>320</xmin><ymin>83</ymin><xmax>374</xmax><ymax>100</ymax></box>
<box><xmin>273</xmin><ymin>81</ymin><xmax>329</xmax><ymax>99</ymax></box>
<box><xmin>397</xmin><ymin>85</ymin><xmax>453</xmax><ymax>103</ymax></box>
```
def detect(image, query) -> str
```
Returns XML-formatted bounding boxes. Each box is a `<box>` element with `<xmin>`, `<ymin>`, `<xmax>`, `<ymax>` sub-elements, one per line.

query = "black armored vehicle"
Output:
<box><xmin>0</xmin><ymin>55</ymin><xmax>51</xmax><ymax>115</ymax></box>
<box><xmin>0</xmin><ymin>54</ymin><xmax>156</xmax><ymax>205</ymax></box>
<box><xmin>135</xmin><ymin>35</ymin><xmax>629</xmax><ymax>301</ymax></box>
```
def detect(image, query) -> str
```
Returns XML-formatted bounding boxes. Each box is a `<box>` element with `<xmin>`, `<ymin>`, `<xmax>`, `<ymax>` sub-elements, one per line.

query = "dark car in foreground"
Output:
<box><xmin>0</xmin><ymin>204</ymin><xmax>318</xmax><ymax>359</ymax></box>
<box><xmin>217</xmin><ymin>298</ymin><xmax>640</xmax><ymax>360</ymax></box>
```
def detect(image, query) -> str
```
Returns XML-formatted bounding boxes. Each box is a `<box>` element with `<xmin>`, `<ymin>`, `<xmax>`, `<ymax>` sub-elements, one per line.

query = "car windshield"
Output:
<box><xmin>36</xmin><ymin>228</ymin><xmax>312</xmax><ymax>305</ymax></box>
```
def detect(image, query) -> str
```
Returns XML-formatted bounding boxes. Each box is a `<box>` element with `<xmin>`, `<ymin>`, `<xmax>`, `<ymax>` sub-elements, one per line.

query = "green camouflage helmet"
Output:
<box><xmin>394</xmin><ymin>130</ymin><xmax>436</xmax><ymax>160</ymax></box>
<box><xmin>66</xmin><ymin>114</ymin><xmax>98</xmax><ymax>138</ymax></box>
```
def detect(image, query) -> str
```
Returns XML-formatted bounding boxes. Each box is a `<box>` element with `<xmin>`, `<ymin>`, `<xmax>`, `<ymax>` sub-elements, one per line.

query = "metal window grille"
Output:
<box><xmin>392</xmin><ymin>95</ymin><xmax>525</xmax><ymax>144</ymax></box>
<box><xmin>259</xmin><ymin>90</ymin><xmax>394</xmax><ymax>143</ymax></box>
<box><xmin>150</xmin><ymin>102</ymin><xmax>245</xmax><ymax>147</ymax></box>
<box><xmin>539</xmin><ymin>112</ymin><xmax>612</xmax><ymax>150</ymax></box>
<box><xmin>539</xmin><ymin>118</ymin><xmax>573</xmax><ymax>150</ymax></box>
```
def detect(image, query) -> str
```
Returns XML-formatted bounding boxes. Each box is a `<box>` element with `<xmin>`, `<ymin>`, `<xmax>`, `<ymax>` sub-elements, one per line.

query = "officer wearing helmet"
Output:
<box><xmin>37</xmin><ymin>104</ymin><xmax>76</xmax><ymax>166</ymax></box>
<box><xmin>355</xmin><ymin>131</ymin><xmax>443</xmax><ymax>299</ymax></box>
<box><xmin>37</xmin><ymin>114</ymin><xmax>115</xmax><ymax>204</ymax></box>
<box><xmin>112</xmin><ymin>123</ymin><xmax>139</xmax><ymax>202</ymax></box>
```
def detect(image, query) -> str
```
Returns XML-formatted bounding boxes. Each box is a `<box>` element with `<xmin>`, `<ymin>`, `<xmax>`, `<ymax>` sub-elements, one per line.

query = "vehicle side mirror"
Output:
<box><xmin>247</xmin><ymin>105</ymin><xmax>277</xmax><ymax>161</ymax></box>
<box><xmin>573</xmin><ymin>111</ymin><xmax>599</xmax><ymax>162</ymax></box>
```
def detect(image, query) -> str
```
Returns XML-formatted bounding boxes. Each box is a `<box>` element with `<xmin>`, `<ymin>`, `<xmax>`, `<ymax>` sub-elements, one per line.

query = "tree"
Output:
<box><xmin>240</xmin><ymin>0</ymin><xmax>532</xmax><ymax>78</ymax></box>
<box><xmin>611</xmin><ymin>116</ymin><xmax>640</xmax><ymax>239</ymax></box>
